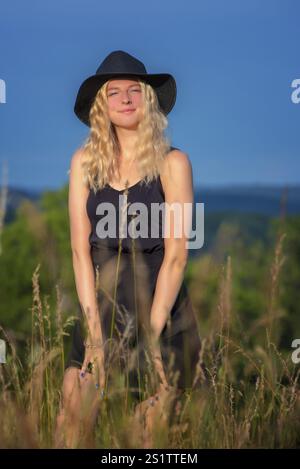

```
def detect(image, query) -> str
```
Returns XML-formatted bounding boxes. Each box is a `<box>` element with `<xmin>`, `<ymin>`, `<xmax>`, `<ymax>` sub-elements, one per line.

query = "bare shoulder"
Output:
<box><xmin>160</xmin><ymin>148</ymin><xmax>193</xmax><ymax>195</ymax></box>
<box><xmin>165</xmin><ymin>147</ymin><xmax>191</xmax><ymax>164</ymax></box>
<box><xmin>69</xmin><ymin>147</ymin><xmax>89</xmax><ymax>190</ymax></box>
<box><xmin>70</xmin><ymin>147</ymin><xmax>85</xmax><ymax>172</ymax></box>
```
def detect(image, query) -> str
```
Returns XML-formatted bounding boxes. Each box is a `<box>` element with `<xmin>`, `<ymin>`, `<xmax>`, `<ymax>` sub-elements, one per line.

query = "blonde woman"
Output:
<box><xmin>54</xmin><ymin>50</ymin><xmax>206</xmax><ymax>448</ymax></box>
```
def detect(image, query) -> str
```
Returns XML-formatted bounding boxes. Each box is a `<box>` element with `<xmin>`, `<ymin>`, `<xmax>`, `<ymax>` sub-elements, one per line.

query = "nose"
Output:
<box><xmin>121</xmin><ymin>91</ymin><xmax>132</xmax><ymax>104</ymax></box>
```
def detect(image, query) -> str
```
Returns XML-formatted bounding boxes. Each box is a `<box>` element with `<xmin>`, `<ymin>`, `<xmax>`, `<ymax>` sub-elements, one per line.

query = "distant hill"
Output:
<box><xmin>3</xmin><ymin>186</ymin><xmax>41</xmax><ymax>223</ymax></box>
<box><xmin>195</xmin><ymin>184</ymin><xmax>300</xmax><ymax>216</ymax></box>
<box><xmin>192</xmin><ymin>184</ymin><xmax>300</xmax><ymax>258</ymax></box>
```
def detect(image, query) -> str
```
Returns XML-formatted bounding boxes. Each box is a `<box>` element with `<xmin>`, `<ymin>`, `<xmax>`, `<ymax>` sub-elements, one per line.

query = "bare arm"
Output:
<box><xmin>149</xmin><ymin>150</ymin><xmax>193</xmax><ymax>385</ymax></box>
<box><xmin>68</xmin><ymin>148</ymin><xmax>103</xmax><ymax>345</ymax></box>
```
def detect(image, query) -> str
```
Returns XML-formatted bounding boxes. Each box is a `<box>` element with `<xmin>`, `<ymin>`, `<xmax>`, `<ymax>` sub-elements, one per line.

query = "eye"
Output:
<box><xmin>108</xmin><ymin>88</ymin><xmax>141</xmax><ymax>97</ymax></box>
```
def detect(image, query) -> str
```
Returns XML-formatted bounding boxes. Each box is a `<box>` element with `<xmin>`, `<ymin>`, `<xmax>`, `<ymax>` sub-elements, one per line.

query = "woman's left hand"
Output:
<box><xmin>132</xmin><ymin>381</ymin><xmax>181</xmax><ymax>448</ymax></box>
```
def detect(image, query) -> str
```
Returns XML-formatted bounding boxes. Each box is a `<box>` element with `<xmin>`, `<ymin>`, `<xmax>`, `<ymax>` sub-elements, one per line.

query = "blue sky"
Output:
<box><xmin>0</xmin><ymin>0</ymin><xmax>299</xmax><ymax>191</ymax></box>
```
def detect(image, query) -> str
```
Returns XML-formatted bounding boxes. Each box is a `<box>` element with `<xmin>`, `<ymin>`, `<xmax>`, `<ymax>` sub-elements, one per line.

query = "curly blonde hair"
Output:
<box><xmin>79</xmin><ymin>78</ymin><xmax>172</xmax><ymax>194</ymax></box>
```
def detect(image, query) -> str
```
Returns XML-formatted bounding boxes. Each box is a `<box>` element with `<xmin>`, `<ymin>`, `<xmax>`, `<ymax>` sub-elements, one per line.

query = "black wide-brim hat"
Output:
<box><xmin>74</xmin><ymin>50</ymin><xmax>177</xmax><ymax>127</ymax></box>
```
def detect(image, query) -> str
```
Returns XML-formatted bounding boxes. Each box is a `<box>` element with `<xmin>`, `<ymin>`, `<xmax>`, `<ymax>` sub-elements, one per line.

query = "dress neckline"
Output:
<box><xmin>107</xmin><ymin>178</ymin><xmax>143</xmax><ymax>193</ymax></box>
<box><xmin>105</xmin><ymin>174</ymin><xmax>164</xmax><ymax>195</ymax></box>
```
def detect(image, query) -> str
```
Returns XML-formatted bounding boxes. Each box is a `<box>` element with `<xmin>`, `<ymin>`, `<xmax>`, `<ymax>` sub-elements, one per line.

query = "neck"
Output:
<box><xmin>114</xmin><ymin>125</ymin><xmax>138</xmax><ymax>161</ymax></box>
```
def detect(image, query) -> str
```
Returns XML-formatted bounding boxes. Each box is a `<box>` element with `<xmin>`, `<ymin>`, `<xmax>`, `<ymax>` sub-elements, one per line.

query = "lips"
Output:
<box><xmin>119</xmin><ymin>109</ymin><xmax>135</xmax><ymax>113</ymax></box>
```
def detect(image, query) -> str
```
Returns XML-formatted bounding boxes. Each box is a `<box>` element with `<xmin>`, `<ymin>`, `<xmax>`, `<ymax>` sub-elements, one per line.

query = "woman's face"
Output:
<box><xmin>105</xmin><ymin>78</ymin><xmax>144</xmax><ymax>129</ymax></box>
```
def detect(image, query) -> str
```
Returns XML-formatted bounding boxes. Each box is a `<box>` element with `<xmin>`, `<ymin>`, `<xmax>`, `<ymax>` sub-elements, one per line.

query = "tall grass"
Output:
<box><xmin>0</xmin><ymin>223</ymin><xmax>299</xmax><ymax>448</ymax></box>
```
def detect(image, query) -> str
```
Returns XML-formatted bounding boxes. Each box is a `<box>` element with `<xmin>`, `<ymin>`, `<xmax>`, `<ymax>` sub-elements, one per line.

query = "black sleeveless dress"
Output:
<box><xmin>65</xmin><ymin>148</ymin><xmax>204</xmax><ymax>401</ymax></box>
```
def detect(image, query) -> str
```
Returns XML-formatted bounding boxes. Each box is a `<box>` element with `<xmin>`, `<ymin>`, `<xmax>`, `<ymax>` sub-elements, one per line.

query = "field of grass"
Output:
<box><xmin>1</xmin><ymin>218</ymin><xmax>299</xmax><ymax>449</ymax></box>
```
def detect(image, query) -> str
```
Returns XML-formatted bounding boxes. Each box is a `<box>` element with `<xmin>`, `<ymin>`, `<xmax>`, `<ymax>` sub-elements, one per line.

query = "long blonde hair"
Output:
<box><xmin>79</xmin><ymin>79</ymin><xmax>172</xmax><ymax>194</ymax></box>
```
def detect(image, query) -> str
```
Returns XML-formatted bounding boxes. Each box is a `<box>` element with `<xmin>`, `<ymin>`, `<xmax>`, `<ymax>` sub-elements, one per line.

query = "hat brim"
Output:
<box><xmin>74</xmin><ymin>72</ymin><xmax>177</xmax><ymax>127</ymax></box>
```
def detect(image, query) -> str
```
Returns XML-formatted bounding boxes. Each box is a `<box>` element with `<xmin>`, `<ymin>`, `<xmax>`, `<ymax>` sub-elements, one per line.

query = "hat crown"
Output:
<box><xmin>96</xmin><ymin>50</ymin><xmax>147</xmax><ymax>76</ymax></box>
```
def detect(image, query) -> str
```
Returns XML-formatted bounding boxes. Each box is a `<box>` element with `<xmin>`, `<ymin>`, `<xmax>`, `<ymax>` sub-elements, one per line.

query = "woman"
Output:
<box><xmin>54</xmin><ymin>50</ymin><xmax>206</xmax><ymax>448</ymax></box>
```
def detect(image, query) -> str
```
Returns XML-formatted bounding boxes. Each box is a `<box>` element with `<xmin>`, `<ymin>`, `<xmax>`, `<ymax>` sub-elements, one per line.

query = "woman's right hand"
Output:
<box><xmin>79</xmin><ymin>347</ymin><xmax>106</xmax><ymax>397</ymax></box>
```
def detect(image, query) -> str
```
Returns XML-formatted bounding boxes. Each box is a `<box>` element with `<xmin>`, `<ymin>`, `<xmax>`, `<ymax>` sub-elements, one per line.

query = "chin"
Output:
<box><xmin>114</xmin><ymin>117</ymin><xmax>141</xmax><ymax>128</ymax></box>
